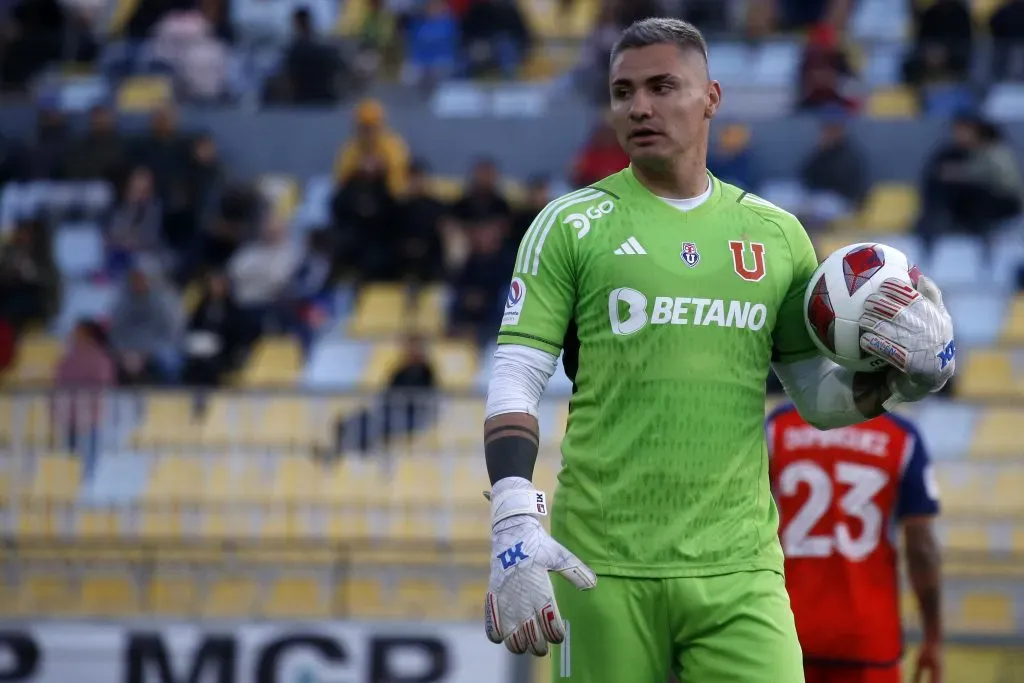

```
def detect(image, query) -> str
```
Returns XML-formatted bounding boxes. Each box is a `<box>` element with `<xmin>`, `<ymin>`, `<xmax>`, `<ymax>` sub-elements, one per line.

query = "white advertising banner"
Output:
<box><xmin>0</xmin><ymin>621</ymin><xmax>513</xmax><ymax>683</ymax></box>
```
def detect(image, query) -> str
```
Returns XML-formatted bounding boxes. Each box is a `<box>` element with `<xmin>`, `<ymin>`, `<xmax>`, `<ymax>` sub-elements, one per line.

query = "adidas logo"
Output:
<box><xmin>614</xmin><ymin>237</ymin><xmax>647</xmax><ymax>255</ymax></box>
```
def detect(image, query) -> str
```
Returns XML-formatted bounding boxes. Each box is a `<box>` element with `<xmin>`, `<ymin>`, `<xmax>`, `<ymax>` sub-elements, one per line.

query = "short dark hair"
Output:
<box><xmin>610</xmin><ymin>17</ymin><xmax>709</xmax><ymax>67</ymax></box>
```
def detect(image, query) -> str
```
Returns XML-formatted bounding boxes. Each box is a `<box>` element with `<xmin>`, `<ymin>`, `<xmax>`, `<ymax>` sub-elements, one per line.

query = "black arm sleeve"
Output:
<box><xmin>484</xmin><ymin>426</ymin><xmax>538</xmax><ymax>485</ymax></box>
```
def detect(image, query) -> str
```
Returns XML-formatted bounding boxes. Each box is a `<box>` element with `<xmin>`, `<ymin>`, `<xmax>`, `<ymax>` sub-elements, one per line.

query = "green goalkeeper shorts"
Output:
<box><xmin>550</xmin><ymin>570</ymin><xmax>803</xmax><ymax>683</ymax></box>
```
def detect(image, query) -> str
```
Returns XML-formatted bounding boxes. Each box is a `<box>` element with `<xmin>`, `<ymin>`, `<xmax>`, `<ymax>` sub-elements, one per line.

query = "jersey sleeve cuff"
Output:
<box><xmin>773</xmin><ymin>347</ymin><xmax>822</xmax><ymax>365</ymax></box>
<box><xmin>497</xmin><ymin>331</ymin><xmax>562</xmax><ymax>355</ymax></box>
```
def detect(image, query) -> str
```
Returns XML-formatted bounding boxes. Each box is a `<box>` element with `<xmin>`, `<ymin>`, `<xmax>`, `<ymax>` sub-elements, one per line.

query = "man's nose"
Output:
<box><xmin>629</xmin><ymin>91</ymin><xmax>652</xmax><ymax>120</ymax></box>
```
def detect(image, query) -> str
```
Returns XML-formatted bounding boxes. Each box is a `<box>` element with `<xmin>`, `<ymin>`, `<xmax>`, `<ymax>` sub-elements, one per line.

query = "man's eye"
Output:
<box><xmin>652</xmin><ymin>84</ymin><xmax>672</xmax><ymax>94</ymax></box>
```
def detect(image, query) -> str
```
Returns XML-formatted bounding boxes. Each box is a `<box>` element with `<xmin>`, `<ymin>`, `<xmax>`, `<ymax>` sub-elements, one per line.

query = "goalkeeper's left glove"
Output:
<box><xmin>858</xmin><ymin>273</ymin><xmax>955</xmax><ymax>409</ymax></box>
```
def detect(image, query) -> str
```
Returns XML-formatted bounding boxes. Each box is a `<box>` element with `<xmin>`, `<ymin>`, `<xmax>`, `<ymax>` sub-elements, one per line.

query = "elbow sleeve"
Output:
<box><xmin>485</xmin><ymin>345</ymin><xmax>558</xmax><ymax>419</ymax></box>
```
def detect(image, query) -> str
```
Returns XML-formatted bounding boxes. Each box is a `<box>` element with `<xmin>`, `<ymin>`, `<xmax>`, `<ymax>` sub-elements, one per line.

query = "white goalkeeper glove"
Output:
<box><xmin>858</xmin><ymin>274</ymin><xmax>955</xmax><ymax>409</ymax></box>
<box><xmin>484</xmin><ymin>476</ymin><xmax>596</xmax><ymax>656</ymax></box>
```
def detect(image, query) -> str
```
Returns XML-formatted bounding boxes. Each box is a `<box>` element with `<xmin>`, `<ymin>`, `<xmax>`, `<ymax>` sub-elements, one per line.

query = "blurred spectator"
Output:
<box><xmin>395</xmin><ymin>162</ymin><xmax>446</xmax><ymax>284</ymax></box>
<box><xmin>151</xmin><ymin>3</ymin><xmax>230</xmax><ymax>102</ymax></box>
<box><xmin>451</xmin><ymin>158</ymin><xmax>512</xmax><ymax>229</ymax></box>
<box><xmin>332</xmin><ymin>155</ymin><xmax>398</xmax><ymax>281</ymax></box>
<box><xmin>0</xmin><ymin>219</ymin><xmax>60</xmax><ymax>332</ymax></box>
<box><xmin>354</xmin><ymin>0</ymin><xmax>397</xmax><ymax>83</ymax></box>
<box><xmin>279</xmin><ymin>6</ymin><xmax>342</xmax><ymax>105</ymax></box>
<box><xmin>110</xmin><ymin>259</ymin><xmax>184</xmax><ymax>385</ymax></box>
<box><xmin>570</xmin><ymin>2</ymin><xmax>622</xmax><ymax>103</ymax></box>
<box><xmin>796</xmin><ymin>22</ymin><xmax>859</xmax><ymax>113</ymax></box>
<box><xmin>0</xmin><ymin>0</ymin><xmax>78</xmax><ymax>90</ymax></box>
<box><xmin>612</xmin><ymin>0</ymin><xmax>662</xmax><ymax>27</ymax></box>
<box><xmin>401</xmin><ymin>0</ymin><xmax>459</xmax><ymax>87</ymax></box>
<box><xmin>106</xmin><ymin>166</ymin><xmax>165</xmax><ymax>280</ymax></box>
<box><xmin>708</xmin><ymin>122</ymin><xmax>755</xmax><ymax>189</ymax></box>
<box><xmin>316</xmin><ymin>334</ymin><xmax>437</xmax><ymax>461</ymax></box>
<box><xmin>199</xmin><ymin>0</ymin><xmax>235</xmax><ymax>44</ymax></box>
<box><xmin>282</xmin><ymin>228</ymin><xmax>335</xmax><ymax>354</ymax></box>
<box><xmin>63</xmin><ymin>105</ymin><xmax>127</xmax><ymax>186</ymax></box>
<box><xmin>511</xmin><ymin>175</ymin><xmax>551</xmax><ymax>244</ymax></box>
<box><xmin>182</xmin><ymin>271</ymin><xmax>244</xmax><ymax>387</ymax></box>
<box><xmin>915</xmin><ymin>114</ymin><xmax>1023</xmax><ymax>260</ymax></box>
<box><xmin>52</xmin><ymin>319</ymin><xmax>115</xmax><ymax>482</ymax></box>
<box><xmin>164</xmin><ymin>133</ymin><xmax>223</xmax><ymax>262</ymax></box>
<box><xmin>460</xmin><ymin>0</ymin><xmax>531</xmax><ymax>80</ymax></box>
<box><xmin>26</xmin><ymin>108</ymin><xmax>69</xmax><ymax>180</ymax></box>
<box><xmin>227</xmin><ymin>215</ymin><xmax>300</xmax><ymax>343</ymax></box>
<box><xmin>796</xmin><ymin>109</ymin><xmax>868</xmax><ymax>230</ymax></box>
<box><xmin>190</xmin><ymin>183</ymin><xmax>263</xmax><ymax>278</ymax></box>
<box><xmin>449</xmin><ymin>219</ymin><xmax>513</xmax><ymax>346</ymax></box>
<box><xmin>990</xmin><ymin>0</ymin><xmax>1024</xmax><ymax>81</ymax></box>
<box><xmin>570</xmin><ymin>120</ymin><xmax>629</xmax><ymax>189</ymax></box>
<box><xmin>334</xmin><ymin>98</ymin><xmax>410</xmax><ymax>198</ymax></box>
<box><xmin>131</xmin><ymin>106</ymin><xmax>191</xmax><ymax>205</ymax></box>
<box><xmin>902</xmin><ymin>0</ymin><xmax>972</xmax><ymax>89</ymax></box>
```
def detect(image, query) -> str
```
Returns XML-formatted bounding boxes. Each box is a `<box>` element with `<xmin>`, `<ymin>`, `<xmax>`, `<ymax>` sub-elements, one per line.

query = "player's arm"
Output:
<box><xmin>895</xmin><ymin>423</ymin><xmax>943</xmax><ymax>680</ymax></box>
<box><xmin>769</xmin><ymin>214</ymin><xmax>895</xmax><ymax>427</ymax></box>
<box><xmin>482</xmin><ymin>197</ymin><xmax>596</xmax><ymax>656</ymax></box>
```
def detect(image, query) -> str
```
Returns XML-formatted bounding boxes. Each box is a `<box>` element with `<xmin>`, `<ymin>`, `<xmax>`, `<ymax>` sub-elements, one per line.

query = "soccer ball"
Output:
<box><xmin>803</xmin><ymin>242</ymin><xmax>918</xmax><ymax>372</ymax></box>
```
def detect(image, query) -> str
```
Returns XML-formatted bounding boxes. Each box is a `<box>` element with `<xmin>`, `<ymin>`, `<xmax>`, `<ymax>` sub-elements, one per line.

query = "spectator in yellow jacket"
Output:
<box><xmin>333</xmin><ymin>98</ymin><xmax>410</xmax><ymax>197</ymax></box>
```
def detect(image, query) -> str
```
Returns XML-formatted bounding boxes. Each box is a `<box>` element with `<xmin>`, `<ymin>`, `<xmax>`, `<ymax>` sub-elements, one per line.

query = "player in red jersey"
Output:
<box><xmin>767</xmin><ymin>402</ymin><xmax>943</xmax><ymax>683</ymax></box>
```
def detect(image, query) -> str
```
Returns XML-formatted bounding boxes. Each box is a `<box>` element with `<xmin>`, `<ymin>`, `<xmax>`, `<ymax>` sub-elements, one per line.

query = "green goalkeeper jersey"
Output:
<box><xmin>497</xmin><ymin>168</ymin><xmax>821</xmax><ymax>578</ymax></box>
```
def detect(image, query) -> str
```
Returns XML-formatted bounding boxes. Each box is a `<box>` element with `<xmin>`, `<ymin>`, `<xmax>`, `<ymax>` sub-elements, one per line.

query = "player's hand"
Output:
<box><xmin>913</xmin><ymin>639</ymin><xmax>942</xmax><ymax>683</ymax></box>
<box><xmin>858</xmin><ymin>274</ymin><xmax>955</xmax><ymax>398</ymax></box>
<box><xmin>484</xmin><ymin>477</ymin><xmax>596</xmax><ymax>656</ymax></box>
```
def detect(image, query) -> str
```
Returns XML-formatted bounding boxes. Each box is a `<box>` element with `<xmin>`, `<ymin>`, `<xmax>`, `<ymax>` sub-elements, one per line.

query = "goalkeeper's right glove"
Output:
<box><xmin>484</xmin><ymin>476</ymin><xmax>597</xmax><ymax>655</ymax></box>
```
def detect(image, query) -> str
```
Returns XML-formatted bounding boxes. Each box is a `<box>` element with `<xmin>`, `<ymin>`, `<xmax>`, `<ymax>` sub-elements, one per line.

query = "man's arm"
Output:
<box><xmin>904</xmin><ymin>517</ymin><xmax>942</xmax><ymax>644</ymax></box>
<box><xmin>772</xmin><ymin>357</ymin><xmax>892</xmax><ymax>429</ymax></box>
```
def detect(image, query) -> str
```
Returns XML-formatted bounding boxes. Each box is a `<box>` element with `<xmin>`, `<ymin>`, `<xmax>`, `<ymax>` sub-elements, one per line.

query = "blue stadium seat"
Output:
<box><xmin>752</xmin><ymin>42</ymin><xmax>801</xmax><ymax>88</ymax></box>
<box><xmin>293</xmin><ymin>174</ymin><xmax>334</xmax><ymax>230</ymax></box>
<box><xmin>928</xmin><ymin>235</ymin><xmax>985</xmax><ymax>289</ymax></box>
<box><xmin>922</xmin><ymin>84</ymin><xmax>976</xmax><ymax>118</ymax></box>
<box><xmin>983</xmin><ymin>84</ymin><xmax>1024</xmax><ymax>122</ymax></box>
<box><xmin>850</xmin><ymin>0</ymin><xmax>909</xmax><ymax>42</ymax></box>
<box><xmin>991</xmin><ymin>225</ymin><xmax>1024</xmax><ymax>288</ymax></box>
<box><xmin>54</xmin><ymin>222</ymin><xmax>104</xmax><ymax>279</ymax></box>
<box><xmin>873</xmin><ymin>233</ymin><xmax>925</xmax><ymax>270</ymax></box>
<box><xmin>707</xmin><ymin>42</ymin><xmax>747</xmax><ymax>84</ymax></box>
<box><xmin>54</xmin><ymin>282</ymin><xmax>116</xmax><ymax>335</ymax></box>
<box><xmin>861</xmin><ymin>43</ymin><xmax>903</xmax><ymax>87</ymax></box>
<box><xmin>944</xmin><ymin>290</ymin><xmax>1008</xmax><ymax>348</ymax></box>
<box><xmin>911</xmin><ymin>401</ymin><xmax>976</xmax><ymax>461</ymax></box>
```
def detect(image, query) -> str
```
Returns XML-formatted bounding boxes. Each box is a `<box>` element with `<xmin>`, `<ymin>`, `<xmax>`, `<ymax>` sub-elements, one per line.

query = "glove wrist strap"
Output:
<box><xmin>490</xmin><ymin>487</ymin><xmax>548</xmax><ymax>527</ymax></box>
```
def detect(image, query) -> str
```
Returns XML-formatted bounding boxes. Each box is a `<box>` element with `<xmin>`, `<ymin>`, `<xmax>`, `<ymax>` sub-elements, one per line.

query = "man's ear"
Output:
<box><xmin>706</xmin><ymin>80</ymin><xmax>722</xmax><ymax>119</ymax></box>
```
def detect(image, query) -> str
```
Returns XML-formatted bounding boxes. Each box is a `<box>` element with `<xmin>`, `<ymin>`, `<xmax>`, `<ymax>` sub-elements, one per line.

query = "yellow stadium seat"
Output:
<box><xmin>969</xmin><ymin>407</ymin><xmax>1023</xmax><ymax>457</ymax></box>
<box><xmin>271</xmin><ymin>456</ymin><xmax>329</xmax><ymax>504</ymax></box>
<box><xmin>972</xmin><ymin>0</ymin><xmax>1003</xmax><ymax>24</ymax></box>
<box><xmin>257</xmin><ymin>174</ymin><xmax>300</xmax><ymax>222</ymax></box>
<box><xmin>324</xmin><ymin>510</ymin><xmax>373</xmax><ymax>541</ymax></box>
<box><xmin>1011</xmin><ymin>529</ymin><xmax>1024</xmax><ymax>553</ymax></box>
<box><xmin>145</xmin><ymin>456</ymin><xmax>206</xmax><ymax>502</ymax></box>
<box><xmin>131</xmin><ymin>392</ymin><xmax>198</xmax><ymax>447</ymax></box>
<box><xmin>20</xmin><ymin>575</ymin><xmax>77</xmax><ymax>616</ymax></box>
<box><xmin>521</xmin><ymin>0</ymin><xmax>598</xmax><ymax>39</ymax></box>
<box><xmin>348</xmin><ymin>284</ymin><xmax>413</xmax><ymax>338</ymax></box>
<box><xmin>149</xmin><ymin>576</ymin><xmax>198</xmax><ymax>617</ymax></box>
<box><xmin>199</xmin><ymin>393</ymin><xmax>241</xmax><ymax>443</ymax></box>
<box><xmin>900</xmin><ymin>591</ymin><xmax>919</xmax><ymax>627</ymax></box>
<box><xmin>934</xmin><ymin>468</ymin><xmax>983</xmax><ymax>516</ymax></box>
<box><xmin>239</xmin><ymin>336</ymin><xmax>303</xmax><ymax>386</ymax></box>
<box><xmin>395</xmin><ymin>578</ymin><xmax>450</xmax><ymax>618</ymax></box>
<box><xmin>391</xmin><ymin>456</ymin><xmax>443</xmax><ymax>505</ymax></box>
<box><xmin>337</xmin><ymin>577</ymin><xmax>387</xmax><ymax>618</ymax></box>
<box><xmin>337</xmin><ymin>0</ymin><xmax>367</xmax><ymax>35</ymax></box>
<box><xmin>811</xmin><ymin>232</ymin><xmax>857</xmax><ymax>262</ymax></box>
<box><xmin>323</xmin><ymin>457</ymin><xmax>391</xmax><ymax>506</ymax></box>
<box><xmin>456</xmin><ymin>579</ymin><xmax>487</xmax><ymax>620</ymax></box>
<box><xmin>203</xmin><ymin>576</ymin><xmax>259</xmax><ymax>618</ymax></box>
<box><xmin>958</xmin><ymin>592</ymin><xmax>1015</xmax><ymax>633</ymax></box>
<box><xmin>431</xmin><ymin>339</ymin><xmax>479</xmax><ymax>391</ymax></box>
<box><xmin>990</xmin><ymin>471</ymin><xmax>1024</xmax><ymax>516</ymax></box>
<box><xmin>391</xmin><ymin>510</ymin><xmax>445</xmax><ymax>540</ymax></box>
<box><xmin>265</xmin><ymin>577</ymin><xmax>328</xmax><ymax>618</ymax></box>
<box><xmin>2</xmin><ymin>334</ymin><xmax>62</xmax><ymax>386</ymax></box>
<box><xmin>241</xmin><ymin>396</ymin><xmax>312</xmax><ymax>447</ymax></box>
<box><xmin>1001</xmin><ymin>294</ymin><xmax>1024</xmax><ymax>345</ymax></box>
<box><xmin>866</xmin><ymin>86</ymin><xmax>918</xmax><ymax>119</ymax></box>
<box><xmin>80</xmin><ymin>575</ymin><xmax>138</xmax><ymax>617</ymax></box>
<box><xmin>31</xmin><ymin>454</ymin><xmax>81</xmax><ymax>499</ymax></box>
<box><xmin>957</xmin><ymin>350</ymin><xmax>1020</xmax><ymax>400</ymax></box>
<box><xmin>117</xmin><ymin>76</ymin><xmax>172</xmax><ymax>112</ymax></box>
<box><xmin>201</xmin><ymin>506</ymin><xmax>256</xmax><ymax>539</ymax></box>
<box><xmin>944</xmin><ymin>525</ymin><xmax>991</xmax><ymax>553</ymax></box>
<box><xmin>858</xmin><ymin>184</ymin><xmax>919</xmax><ymax>233</ymax></box>
<box><xmin>78</xmin><ymin>508</ymin><xmax>121</xmax><ymax>537</ymax></box>
<box><xmin>413</xmin><ymin>285</ymin><xmax>447</xmax><ymax>337</ymax></box>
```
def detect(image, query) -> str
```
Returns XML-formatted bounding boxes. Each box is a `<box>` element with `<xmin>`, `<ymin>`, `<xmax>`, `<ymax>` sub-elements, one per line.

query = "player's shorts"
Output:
<box><xmin>803</xmin><ymin>664</ymin><xmax>901</xmax><ymax>683</ymax></box>
<box><xmin>551</xmin><ymin>569</ymin><xmax>803</xmax><ymax>683</ymax></box>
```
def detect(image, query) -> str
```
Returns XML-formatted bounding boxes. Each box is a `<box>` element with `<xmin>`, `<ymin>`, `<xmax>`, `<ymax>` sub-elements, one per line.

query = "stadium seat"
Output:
<box><xmin>984</xmin><ymin>83</ymin><xmax>1024</xmax><ymax>122</ymax></box>
<box><xmin>270</xmin><ymin>456</ymin><xmax>329</xmax><ymax>504</ymax></box>
<box><xmin>19</xmin><ymin>575</ymin><xmax>78</xmax><ymax>616</ymax></box>
<box><xmin>971</xmin><ymin>0</ymin><xmax>1003</xmax><ymax>24</ymax></box>
<box><xmin>244</xmin><ymin>396</ymin><xmax>316</xmax><ymax>446</ymax></box>
<box><xmin>942</xmin><ymin>291</ymin><xmax>1007</xmax><ymax>349</ymax></box>
<box><xmin>337</xmin><ymin>0</ymin><xmax>366</xmax><ymax>34</ymax></box>
<box><xmin>80</xmin><ymin>575</ymin><xmax>138</xmax><ymax>617</ymax></box>
<box><xmin>203</xmin><ymin>575</ymin><xmax>259</xmax><ymax>618</ymax></box>
<box><xmin>130</xmin><ymin>392</ymin><xmax>198</xmax><ymax>448</ymax></box>
<box><xmin>0</xmin><ymin>393</ymin><xmax>52</xmax><ymax>445</ymax></box>
<box><xmin>77</xmin><ymin>508</ymin><xmax>121</xmax><ymax>538</ymax></box>
<box><xmin>395</xmin><ymin>577</ymin><xmax>451</xmax><ymax>619</ymax></box>
<box><xmin>957</xmin><ymin>351</ymin><xmax>1019</xmax><ymax>401</ymax></box>
<box><xmin>990</xmin><ymin>471</ymin><xmax>1024</xmax><ymax>516</ymax></box>
<box><xmin>520</xmin><ymin>0</ymin><xmax>597</xmax><ymax>40</ymax></box>
<box><xmin>337</xmin><ymin>577</ymin><xmax>388</xmax><ymax>618</ymax></box>
<box><xmin>109</xmin><ymin>0</ymin><xmax>140</xmax><ymax>33</ymax></box>
<box><xmin>2</xmin><ymin>333</ymin><xmax>63</xmax><ymax>387</ymax></box>
<box><xmin>348</xmin><ymin>284</ymin><xmax>413</xmax><ymax>337</ymax></box>
<box><xmin>116</xmin><ymin>76</ymin><xmax>172</xmax><ymax>112</ymax></box>
<box><xmin>149</xmin><ymin>575</ymin><xmax>198</xmax><ymax>617</ymax></box>
<box><xmin>264</xmin><ymin>576</ymin><xmax>329</xmax><ymax>618</ymax></box>
<box><xmin>414</xmin><ymin>285</ymin><xmax>449</xmax><ymax>337</ymax></box>
<box><xmin>53</xmin><ymin>222</ymin><xmax>104</xmax><ymax>278</ymax></box>
<box><xmin>970</xmin><ymin>407</ymin><xmax>1022</xmax><ymax>458</ymax></box>
<box><xmin>1001</xmin><ymin>293</ymin><xmax>1024</xmax><ymax>345</ymax></box>
<box><xmin>927</xmin><ymin>235</ymin><xmax>986</xmax><ymax>288</ymax></box>
<box><xmin>427</xmin><ymin>176</ymin><xmax>465</xmax><ymax>203</ymax></box>
<box><xmin>456</xmin><ymin>579</ymin><xmax>487</xmax><ymax>619</ymax></box>
<box><xmin>858</xmin><ymin>184</ymin><xmax>918</xmax><ymax>232</ymax></box>
<box><xmin>865</xmin><ymin>86</ymin><xmax>918</xmax><ymax>119</ymax></box>
<box><xmin>958</xmin><ymin>591</ymin><xmax>1015</xmax><ymax>634</ymax></box>
<box><xmin>239</xmin><ymin>336</ymin><xmax>303</xmax><ymax>386</ymax></box>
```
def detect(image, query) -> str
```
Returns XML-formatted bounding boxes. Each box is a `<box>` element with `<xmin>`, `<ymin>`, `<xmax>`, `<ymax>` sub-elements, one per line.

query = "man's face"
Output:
<box><xmin>609</xmin><ymin>44</ymin><xmax>720</xmax><ymax>165</ymax></box>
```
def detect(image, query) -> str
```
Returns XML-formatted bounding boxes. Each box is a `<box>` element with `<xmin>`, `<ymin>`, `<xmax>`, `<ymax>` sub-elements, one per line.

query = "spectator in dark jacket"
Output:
<box><xmin>903</xmin><ymin>0</ymin><xmax>973</xmax><ymax>87</ymax></box>
<box><xmin>0</xmin><ymin>219</ymin><xmax>61</xmax><ymax>332</ymax></box>
<box><xmin>395</xmin><ymin>162</ymin><xmax>447</xmax><ymax>283</ymax></box>
<box><xmin>282</xmin><ymin>7</ymin><xmax>341</xmax><ymax>104</ymax></box>
<box><xmin>511</xmin><ymin>175</ymin><xmax>551</xmax><ymax>245</ymax></box>
<box><xmin>106</xmin><ymin>166</ymin><xmax>165</xmax><ymax>279</ymax></box>
<box><xmin>460</xmin><ymin>0</ymin><xmax>531</xmax><ymax>79</ymax></box>
<box><xmin>449</xmin><ymin>219</ymin><xmax>514</xmax><ymax>346</ymax></box>
<box><xmin>796</xmin><ymin>110</ymin><xmax>869</xmax><ymax>229</ymax></box>
<box><xmin>182</xmin><ymin>271</ymin><xmax>244</xmax><ymax>387</ymax></box>
<box><xmin>63</xmin><ymin>105</ymin><xmax>128</xmax><ymax>186</ymax></box>
<box><xmin>332</xmin><ymin>155</ymin><xmax>398</xmax><ymax>281</ymax></box>
<box><xmin>316</xmin><ymin>334</ymin><xmax>437</xmax><ymax>460</ymax></box>
<box><xmin>109</xmin><ymin>258</ymin><xmax>183</xmax><ymax>385</ymax></box>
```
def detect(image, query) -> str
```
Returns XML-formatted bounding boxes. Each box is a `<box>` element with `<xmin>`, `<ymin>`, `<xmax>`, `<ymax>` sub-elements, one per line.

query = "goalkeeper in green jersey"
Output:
<box><xmin>481</xmin><ymin>17</ymin><xmax>956</xmax><ymax>683</ymax></box>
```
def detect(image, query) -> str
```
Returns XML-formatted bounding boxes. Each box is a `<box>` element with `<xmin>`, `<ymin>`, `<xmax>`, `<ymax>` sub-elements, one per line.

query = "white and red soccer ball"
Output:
<box><xmin>803</xmin><ymin>242</ymin><xmax>921</xmax><ymax>372</ymax></box>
